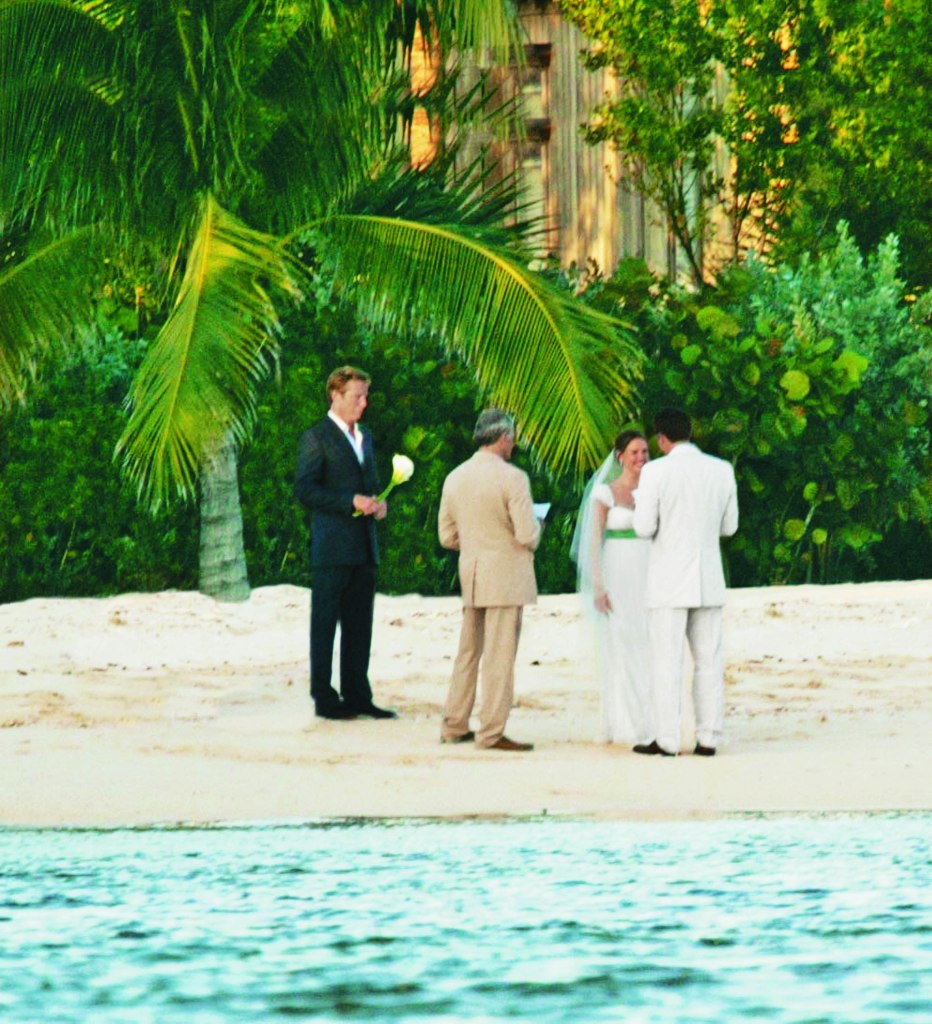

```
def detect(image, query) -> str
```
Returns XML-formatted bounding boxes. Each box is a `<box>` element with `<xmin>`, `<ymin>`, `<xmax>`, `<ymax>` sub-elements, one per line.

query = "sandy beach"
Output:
<box><xmin>1</xmin><ymin>580</ymin><xmax>929</xmax><ymax>827</ymax></box>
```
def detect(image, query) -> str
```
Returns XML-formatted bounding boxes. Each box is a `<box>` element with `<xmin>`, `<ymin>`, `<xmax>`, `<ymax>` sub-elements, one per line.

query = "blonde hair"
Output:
<box><xmin>327</xmin><ymin>365</ymin><xmax>370</xmax><ymax>403</ymax></box>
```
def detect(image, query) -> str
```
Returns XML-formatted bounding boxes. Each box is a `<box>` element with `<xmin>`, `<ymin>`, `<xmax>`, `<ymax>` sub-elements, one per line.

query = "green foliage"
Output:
<box><xmin>556</xmin><ymin>0</ymin><xmax>721</xmax><ymax>284</ymax></box>
<box><xmin>2</xmin><ymin>0</ymin><xmax>636</xmax><ymax>515</ymax></box>
<box><xmin>238</xmin><ymin>296</ymin><xmax>477</xmax><ymax>597</ymax></box>
<box><xmin>558</xmin><ymin>0</ymin><xmax>932</xmax><ymax>286</ymax></box>
<box><xmin>602</xmin><ymin>226</ymin><xmax>930</xmax><ymax>584</ymax></box>
<box><xmin>3</xmin><ymin>0</ymin><xmax>641</xmax><ymax>605</ymax></box>
<box><xmin>0</xmin><ymin>329</ymin><xmax>198</xmax><ymax>602</ymax></box>
<box><xmin>241</xmin><ymin>295</ymin><xmax>578</xmax><ymax>597</ymax></box>
<box><xmin>771</xmin><ymin>0</ymin><xmax>932</xmax><ymax>285</ymax></box>
<box><xmin>4</xmin><ymin>226</ymin><xmax>927</xmax><ymax>599</ymax></box>
<box><xmin>0</xmin><ymin>286</ymin><xmax>584</xmax><ymax>600</ymax></box>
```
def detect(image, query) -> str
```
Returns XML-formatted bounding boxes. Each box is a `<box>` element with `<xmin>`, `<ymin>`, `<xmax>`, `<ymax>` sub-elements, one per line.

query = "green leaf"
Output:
<box><xmin>711</xmin><ymin>406</ymin><xmax>748</xmax><ymax>440</ymax></box>
<box><xmin>744</xmin><ymin>466</ymin><xmax>765</xmax><ymax>494</ymax></box>
<box><xmin>780</xmin><ymin>407</ymin><xmax>808</xmax><ymax>437</ymax></box>
<box><xmin>696</xmin><ymin>306</ymin><xmax>740</xmax><ymax>341</ymax></box>
<box><xmin>836</xmin><ymin>478</ymin><xmax>861</xmax><ymax>510</ymax></box>
<box><xmin>833</xmin><ymin>349</ymin><xmax>870</xmax><ymax>385</ymax></box>
<box><xmin>779</xmin><ymin>369</ymin><xmax>810</xmax><ymax>400</ymax></box>
<box><xmin>783</xmin><ymin>518</ymin><xmax>806</xmax><ymax>541</ymax></box>
<box><xmin>830</xmin><ymin>434</ymin><xmax>855</xmax><ymax>460</ymax></box>
<box><xmin>754</xmin><ymin>437</ymin><xmax>772</xmax><ymax>455</ymax></box>
<box><xmin>741</xmin><ymin>362</ymin><xmax>760</xmax><ymax>386</ymax></box>
<box><xmin>754</xmin><ymin>314</ymin><xmax>772</xmax><ymax>337</ymax></box>
<box><xmin>680</xmin><ymin>344</ymin><xmax>702</xmax><ymax>366</ymax></box>
<box><xmin>811</xmin><ymin>528</ymin><xmax>828</xmax><ymax>546</ymax></box>
<box><xmin>837</xmin><ymin>524</ymin><xmax>882</xmax><ymax>550</ymax></box>
<box><xmin>803</xmin><ymin>481</ymin><xmax>820</xmax><ymax>503</ymax></box>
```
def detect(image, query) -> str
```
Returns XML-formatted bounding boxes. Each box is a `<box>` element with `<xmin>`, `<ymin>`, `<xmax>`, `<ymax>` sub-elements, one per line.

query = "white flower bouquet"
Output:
<box><xmin>353</xmin><ymin>453</ymin><xmax>414</xmax><ymax>515</ymax></box>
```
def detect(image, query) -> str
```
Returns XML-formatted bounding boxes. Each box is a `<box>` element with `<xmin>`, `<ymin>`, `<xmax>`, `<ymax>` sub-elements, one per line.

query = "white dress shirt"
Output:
<box><xmin>328</xmin><ymin>409</ymin><xmax>364</xmax><ymax>464</ymax></box>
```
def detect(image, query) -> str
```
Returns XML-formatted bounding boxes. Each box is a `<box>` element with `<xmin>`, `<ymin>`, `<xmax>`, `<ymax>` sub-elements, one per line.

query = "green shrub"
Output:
<box><xmin>243</xmin><ymin>298</ymin><xmax>577</xmax><ymax>596</ymax></box>
<box><xmin>0</xmin><ymin>328</ymin><xmax>198</xmax><ymax>601</ymax></box>
<box><xmin>604</xmin><ymin>225</ymin><xmax>930</xmax><ymax>584</ymax></box>
<box><xmin>6</xmin><ymin>225</ymin><xmax>926</xmax><ymax>599</ymax></box>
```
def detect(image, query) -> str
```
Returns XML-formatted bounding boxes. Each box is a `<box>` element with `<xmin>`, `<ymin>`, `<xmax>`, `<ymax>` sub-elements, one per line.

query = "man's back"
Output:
<box><xmin>634</xmin><ymin>443</ymin><xmax>738</xmax><ymax>608</ymax></box>
<box><xmin>439</xmin><ymin>450</ymin><xmax>539</xmax><ymax>607</ymax></box>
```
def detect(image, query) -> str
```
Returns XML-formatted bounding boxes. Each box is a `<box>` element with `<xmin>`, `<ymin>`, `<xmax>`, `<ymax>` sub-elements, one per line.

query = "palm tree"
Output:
<box><xmin>0</xmin><ymin>0</ymin><xmax>642</xmax><ymax>600</ymax></box>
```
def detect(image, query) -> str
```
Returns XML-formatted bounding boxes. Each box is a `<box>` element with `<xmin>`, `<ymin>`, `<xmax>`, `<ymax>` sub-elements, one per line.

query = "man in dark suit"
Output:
<box><xmin>295</xmin><ymin>366</ymin><xmax>397</xmax><ymax>720</ymax></box>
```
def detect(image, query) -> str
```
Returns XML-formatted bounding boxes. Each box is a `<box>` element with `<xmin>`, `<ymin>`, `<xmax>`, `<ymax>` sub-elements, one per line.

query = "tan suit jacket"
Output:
<box><xmin>438</xmin><ymin>450</ymin><xmax>540</xmax><ymax>607</ymax></box>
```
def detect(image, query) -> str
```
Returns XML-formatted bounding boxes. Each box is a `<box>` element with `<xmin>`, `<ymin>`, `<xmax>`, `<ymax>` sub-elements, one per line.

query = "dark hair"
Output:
<box><xmin>327</xmin><ymin>365</ymin><xmax>370</xmax><ymax>401</ymax></box>
<box><xmin>653</xmin><ymin>407</ymin><xmax>692</xmax><ymax>442</ymax></box>
<box><xmin>473</xmin><ymin>408</ymin><xmax>516</xmax><ymax>447</ymax></box>
<box><xmin>614</xmin><ymin>429</ymin><xmax>647</xmax><ymax>456</ymax></box>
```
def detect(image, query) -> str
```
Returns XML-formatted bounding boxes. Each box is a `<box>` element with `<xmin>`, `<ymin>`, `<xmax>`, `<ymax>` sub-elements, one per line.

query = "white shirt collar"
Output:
<box><xmin>328</xmin><ymin>409</ymin><xmax>364</xmax><ymax>461</ymax></box>
<box><xmin>328</xmin><ymin>409</ymin><xmax>360</xmax><ymax>434</ymax></box>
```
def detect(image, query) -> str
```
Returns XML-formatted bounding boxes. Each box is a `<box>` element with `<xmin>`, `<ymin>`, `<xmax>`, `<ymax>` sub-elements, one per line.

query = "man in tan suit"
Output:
<box><xmin>438</xmin><ymin>409</ymin><xmax>541</xmax><ymax>751</ymax></box>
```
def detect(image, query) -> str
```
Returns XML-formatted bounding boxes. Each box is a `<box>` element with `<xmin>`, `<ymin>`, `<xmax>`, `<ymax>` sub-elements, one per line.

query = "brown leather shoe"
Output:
<box><xmin>486</xmin><ymin>736</ymin><xmax>534</xmax><ymax>752</ymax></box>
<box><xmin>441</xmin><ymin>730</ymin><xmax>475</xmax><ymax>744</ymax></box>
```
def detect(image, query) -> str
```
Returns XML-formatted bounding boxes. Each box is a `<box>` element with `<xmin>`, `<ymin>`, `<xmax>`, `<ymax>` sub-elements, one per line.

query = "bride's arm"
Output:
<box><xmin>591</xmin><ymin>500</ymin><xmax>611</xmax><ymax>614</ymax></box>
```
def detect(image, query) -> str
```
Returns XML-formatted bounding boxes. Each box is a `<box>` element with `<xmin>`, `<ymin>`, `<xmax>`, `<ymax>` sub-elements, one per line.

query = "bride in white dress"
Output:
<box><xmin>573</xmin><ymin>431</ymin><xmax>653</xmax><ymax>745</ymax></box>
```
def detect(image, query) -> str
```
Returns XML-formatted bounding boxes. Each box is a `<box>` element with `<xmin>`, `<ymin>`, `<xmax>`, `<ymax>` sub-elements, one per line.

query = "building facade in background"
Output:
<box><xmin>410</xmin><ymin>1</ymin><xmax>739</xmax><ymax>285</ymax></box>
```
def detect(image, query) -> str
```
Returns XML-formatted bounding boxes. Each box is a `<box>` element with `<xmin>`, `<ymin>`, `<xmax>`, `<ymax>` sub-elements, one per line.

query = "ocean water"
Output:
<box><xmin>0</xmin><ymin>815</ymin><xmax>929</xmax><ymax>1023</ymax></box>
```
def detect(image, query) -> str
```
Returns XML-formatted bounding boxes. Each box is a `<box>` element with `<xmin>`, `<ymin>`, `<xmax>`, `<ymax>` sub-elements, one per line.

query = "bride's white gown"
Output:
<box><xmin>594</xmin><ymin>484</ymin><xmax>653</xmax><ymax>744</ymax></box>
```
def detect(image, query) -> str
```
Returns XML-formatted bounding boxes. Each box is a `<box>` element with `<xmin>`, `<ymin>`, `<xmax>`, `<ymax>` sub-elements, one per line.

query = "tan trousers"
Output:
<box><xmin>442</xmin><ymin>605</ymin><xmax>523</xmax><ymax>748</ymax></box>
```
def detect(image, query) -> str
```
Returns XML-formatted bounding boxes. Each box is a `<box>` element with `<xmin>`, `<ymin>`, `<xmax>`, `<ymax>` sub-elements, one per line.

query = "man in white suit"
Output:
<box><xmin>438</xmin><ymin>409</ymin><xmax>541</xmax><ymax>751</ymax></box>
<box><xmin>633</xmin><ymin>408</ymin><xmax>739</xmax><ymax>756</ymax></box>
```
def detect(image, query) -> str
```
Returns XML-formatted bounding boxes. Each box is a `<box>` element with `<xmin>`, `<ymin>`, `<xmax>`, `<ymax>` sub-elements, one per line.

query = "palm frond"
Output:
<box><xmin>341</xmin><ymin>68</ymin><xmax>533</xmax><ymax>242</ymax></box>
<box><xmin>0</xmin><ymin>0</ymin><xmax>117</xmax><ymax>229</ymax></box>
<box><xmin>251</xmin><ymin>7</ymin><xmax>385</xmax><ymax>229</ymax></box>
<box><xmin>421</xmin><ymin>0</ymin><xmax>524</xmax><ymax>64</ymax></box>
<box><xmin>0</xmin><ymin>226</ymin><xmax>100</xmax><ymax>408</ymax></box>
<box><xmin>315</xmin><ymin>215</ymin><xmax>642</xmax><ymax>480</ymax></box>
<box><xmin>116</xmin><ymin>194</ymin><xmax>302</xmax><ymax>507</ymax></box>
<box><xmin>340</xmin><ymin>155</ymin><xmax>516</xmax><ymax>247</ymax></box>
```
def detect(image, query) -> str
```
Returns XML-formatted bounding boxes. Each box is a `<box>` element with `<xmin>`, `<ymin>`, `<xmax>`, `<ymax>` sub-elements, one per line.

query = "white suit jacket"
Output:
<box><xmin>633</xmin><ymin>443</ymin><xmax>738</xmax><ymax>609</ymax></box>
<box><xmin>438</xmin><ymin>450</ymin><xmax>540</xmax><ymax>608</ymax></box>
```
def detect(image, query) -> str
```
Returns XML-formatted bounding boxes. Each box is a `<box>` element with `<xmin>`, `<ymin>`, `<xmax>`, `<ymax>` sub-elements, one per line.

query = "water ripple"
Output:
<box><xmin>0</xmin><ymin>815</ymin><xmax>929</xmax><ymax>1022</ymax></box>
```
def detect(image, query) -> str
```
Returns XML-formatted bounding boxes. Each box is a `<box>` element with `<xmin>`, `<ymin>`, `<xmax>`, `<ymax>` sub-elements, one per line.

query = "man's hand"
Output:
<box><xmin>353</xmin><ymin>494</ymin><xmax>380</xmax><ymax>516</ymax></box>
<box><xmin>374</xmin><ymin>500</ymin><xmax>388</xmax><ymax>521</ymax></box>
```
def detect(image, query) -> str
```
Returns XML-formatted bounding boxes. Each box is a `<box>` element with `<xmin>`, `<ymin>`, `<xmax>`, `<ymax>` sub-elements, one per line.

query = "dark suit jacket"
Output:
<box><xmin>295</xmin><ymin>417</ymin><xmax>381</xmax><ymax>567</ymax></box>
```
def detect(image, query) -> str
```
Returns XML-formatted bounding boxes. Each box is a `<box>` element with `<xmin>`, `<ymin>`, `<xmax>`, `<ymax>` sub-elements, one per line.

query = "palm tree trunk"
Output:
<box><xmin>199</xmin><ymin>432</ymin><xmax>251</xmax><ymax>602</ymax></box>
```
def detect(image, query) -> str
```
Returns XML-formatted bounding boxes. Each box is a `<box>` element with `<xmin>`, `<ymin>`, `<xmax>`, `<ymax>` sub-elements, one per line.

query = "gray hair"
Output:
<box><xmin>473</xmin><ymin>408</ymin><xmax>516</xmax><ymax>447</ymax></box>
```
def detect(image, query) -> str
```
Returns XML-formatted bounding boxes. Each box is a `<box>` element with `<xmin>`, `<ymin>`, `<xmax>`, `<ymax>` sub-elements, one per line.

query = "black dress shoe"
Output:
<box><xmin>347</xmin><ymin>703</ymin><xmax>398</xmax><ymax>719</ymax></box>
<box><xmin>633</xmin><ymin>740</ymin><xmax>675</xmax><ymax>757</ymax></box>
<box><xmin>694</xmin><ymin>743</ymin><xmax>716</xmax><ymax>757</ymax></box>
<box><xmin>315</xmin><ymin>704</ymin><xmax>357</xmax><ymax>720</ymax></box>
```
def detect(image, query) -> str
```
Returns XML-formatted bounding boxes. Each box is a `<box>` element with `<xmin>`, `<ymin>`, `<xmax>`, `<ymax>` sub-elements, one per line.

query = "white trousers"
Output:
<box><xmin>648</xmin><ymin>606</ymin><xmax>725</xmax><ymax>753</ymax></box>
